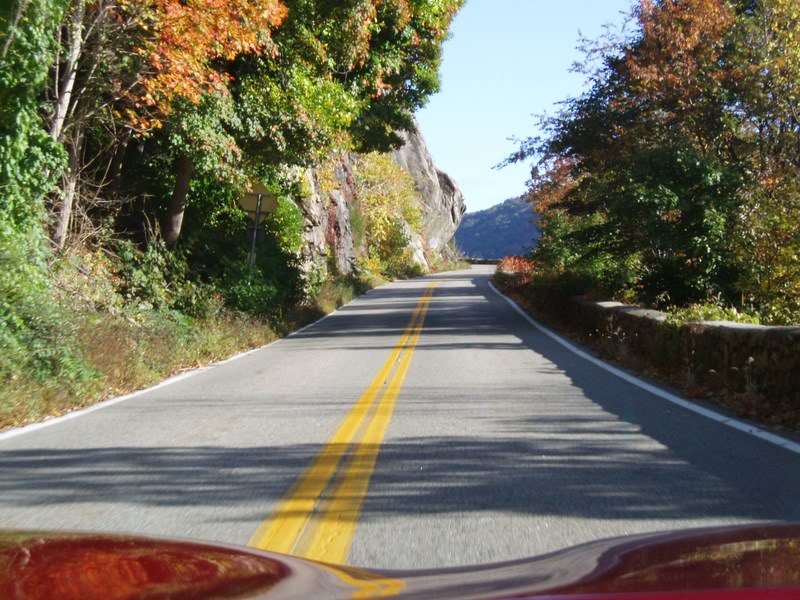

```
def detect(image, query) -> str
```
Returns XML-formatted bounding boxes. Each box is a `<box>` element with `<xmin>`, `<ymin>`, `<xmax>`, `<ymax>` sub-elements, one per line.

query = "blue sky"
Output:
<box><xmin>416</xmin><ymin>0</ymin><xmax>632</xmax><ymax>213</ymax></box>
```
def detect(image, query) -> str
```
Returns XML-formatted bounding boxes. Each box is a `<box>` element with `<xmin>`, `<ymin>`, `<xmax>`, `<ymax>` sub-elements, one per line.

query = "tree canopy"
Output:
<box><xmin>508</xmin><ymin>0</ymin><xmax>800</xmax><ymax>323</ymax></box>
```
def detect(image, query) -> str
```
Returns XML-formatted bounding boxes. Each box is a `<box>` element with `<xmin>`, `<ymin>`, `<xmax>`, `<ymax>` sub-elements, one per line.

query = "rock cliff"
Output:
<box><xmin>298</xmin><ymin>125</ymin><xmax>466</xmax><ymax>274</ymax></box>
<box><xmin>297</xmin><ymin>154</ymin><xmax>358</xmax><ymax>276</ymax></box>
<box><xmin>391</xmin><ymin>126</ymin><xmax>466</xmax><ymax>257</ymax></box>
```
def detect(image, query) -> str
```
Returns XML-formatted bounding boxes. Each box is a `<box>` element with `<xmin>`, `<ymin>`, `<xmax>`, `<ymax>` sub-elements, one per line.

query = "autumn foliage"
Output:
<box><xmin>498</xmin><ymin>256</ymin><xmax>535</xmax><ymax>275</ymax></box>
<box><xmin>509</xmin><ymin>0</ymin><xmax>800</xmax><ymax>324</ymax></box>
<box><xmin>132</xmin><ymin>0</ymin><xmax>288</xmax><ymax>122</ymax></box>
<box><xmin>0</xmin><ymin>0</ymin><xmax>463</xmax><ymax>415</ymax></box>
<box><xmin>628</xmin><ymin>0</ymin><xmax>734</xmax><ymax>101</ymax></box>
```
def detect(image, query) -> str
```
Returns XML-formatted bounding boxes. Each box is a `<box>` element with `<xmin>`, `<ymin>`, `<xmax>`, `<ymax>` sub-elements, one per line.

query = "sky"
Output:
<box><xmin>416</xmin><ymin>0</ymin><xmax>632</xmax><ymax>213</ymax></box>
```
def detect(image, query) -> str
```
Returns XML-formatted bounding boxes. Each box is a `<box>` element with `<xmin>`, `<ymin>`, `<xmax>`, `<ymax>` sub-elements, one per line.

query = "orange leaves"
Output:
<box><xmin>497</xmin><ymin>256</ymin><xmax>536</xmax><ymax>285</ymax></box>
<box><xmin>498</xmin><ymin>256</ymin><xmax>535</xmax><ymax>274</ymax></box>
<box><xmin>128</xmin><ymin>0</ymin><xmax>287</xmax><ymax>129</ymax></box>
<box><xmin>529</xmin><ymin>158</ymin><xmax>579</xmax><ymax>214</ymax></box>
<box><xmin>628</xmin><ymin>0</ymin><xmax>734</xmax><ymax>101</ymax></box>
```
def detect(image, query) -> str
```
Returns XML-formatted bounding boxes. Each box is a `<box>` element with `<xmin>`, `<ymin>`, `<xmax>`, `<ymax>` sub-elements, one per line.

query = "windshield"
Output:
<box><xmin>1</xmin><ymin>0</ymin><xmax>799</xmax><ymax>585</ymax></box>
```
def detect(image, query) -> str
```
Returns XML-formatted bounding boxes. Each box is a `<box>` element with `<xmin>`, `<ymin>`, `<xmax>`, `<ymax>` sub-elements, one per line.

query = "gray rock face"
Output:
<box><xmin>401</xmin><ymin>221</ymin><xmax>428</xmax><ymax>269</ymax></box>
<box><xmin>298</xmin><ymin>125</ymin><xmax>465</xmax><ymax>276</ymax></box>
<box><xmin>297</xmin><ymin>169</ymin><xmax>328</xmax><ymax>271</ymax></box>
<box><xmin>297</xmin><ymin>154</ymin><xmax>357</xmax><ymax>276</ymax></box>
<box><xmin>328</xmin><ymin>190</ymin><xmax>355</xmax><ymax>274</ymax></box>
<box><xmin>392</xmin><ymin>125</ymin><xmax>466</xmax><ymax>253</ymax></box>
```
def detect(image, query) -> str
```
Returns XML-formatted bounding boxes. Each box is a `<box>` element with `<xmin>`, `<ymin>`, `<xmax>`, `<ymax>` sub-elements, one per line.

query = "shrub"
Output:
<box><xmin>497</xmin><ymin>256</ymin><xmax>535</xmax><ymax>275</ymax></box>
<box><xmin>265</xmin><ymin>195</ymin><xmax>304</xmax><ymax>255</ymax></box>
<box><xmin>354</xmin><ymin>153</ymin><xmax>425</xmax><ymax>279</ymax></box>
<box><xmin>215</xmin><ymin>260</ymin><xmax>280</xmax><ymax>318</ymax></box>
<box><xmin>0</xmin><ymin>230</ymin><xmax>91</xmax><ymax>387</ymax></box>
<box><xmin>666</xmin><ymin>301</ymin><xmax>761</xmax><ymax>326</ymax></box>
<box><xmin>497</xmin><ymin>256</ymin><xmax>536</xmax><ymax>288</ymax></box>
<box><xmin>113</xmin><ymin>239</ymin><xmax>176</xmax><ymax>311</ymax></box>
<box><xmin>350</xmin><ymin>203</ymin><xmax>366</xmax><ymax>250</ymax></box>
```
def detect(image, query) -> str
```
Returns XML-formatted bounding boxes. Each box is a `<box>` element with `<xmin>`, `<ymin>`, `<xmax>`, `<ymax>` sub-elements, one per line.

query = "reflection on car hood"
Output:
<box><xmin>1</xmin><ymin>524</ymin><xmax>799</xmax><ymax>599</ymax></box>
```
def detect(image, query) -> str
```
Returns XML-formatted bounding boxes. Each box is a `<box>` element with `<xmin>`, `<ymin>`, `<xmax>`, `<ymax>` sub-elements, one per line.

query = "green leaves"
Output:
<box><xmin>513</xmin><ymin>0</ymin><xmax>800</xmax><ymax>322</ymax></box>
<box><xmin>266</xmin><ymin>195</ymin><xmax>304</xmax><ymax>255</ymax></box>
<box><xmin>0</xmin><ymin>0</ymin><xmax>66</xmax><ymax>229</ymax></box>
<box><xmin>0</xmin><ymin>0</ymin><xmax>79</xmax><ymax>385</ymax></box>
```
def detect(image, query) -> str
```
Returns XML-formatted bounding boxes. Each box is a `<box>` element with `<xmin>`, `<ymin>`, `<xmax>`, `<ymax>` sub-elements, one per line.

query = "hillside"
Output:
<box><xmin>455</xmin><ymin>196</ymin><xmax>539</xmax><ymax>259</ymax></box>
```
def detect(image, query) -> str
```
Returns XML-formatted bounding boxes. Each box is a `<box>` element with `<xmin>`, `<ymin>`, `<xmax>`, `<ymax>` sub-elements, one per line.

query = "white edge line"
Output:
<box><xmin>0</xmin><ymin>282</ymin><xmax>385</xmax><ymax>443</ymax></box>
<box><xmin>487</xmin><ymin>280</ymin><xmax>800</xmax><ymax>456</ymax></box>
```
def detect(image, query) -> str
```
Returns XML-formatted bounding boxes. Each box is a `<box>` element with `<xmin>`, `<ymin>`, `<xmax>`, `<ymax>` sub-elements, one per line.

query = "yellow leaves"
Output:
<box><xmin>354</xmin><ymin>153</ymin><xmax>422</xmax><ymax>269</ymax></box>
<box><xmin>763</xmin><ymin>0</ymin><xmax>800</xmax><ymax>88</ymax></box>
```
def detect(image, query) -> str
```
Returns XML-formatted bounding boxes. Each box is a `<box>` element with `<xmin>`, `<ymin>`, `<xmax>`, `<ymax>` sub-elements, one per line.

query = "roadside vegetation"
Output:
<box><xmin>0</xmin><ymin>0</ymin><xmax>463</xmax><ymax>428</ymax></box>
<box><xmin>504</xmin><ymin>0</ymin><xmax>800</xmax><ymax>326</ymax></box>
<box><xmin>494</xmin><ymin>256</ymin><xmax>800</xmax><ymax>430</ymax></box>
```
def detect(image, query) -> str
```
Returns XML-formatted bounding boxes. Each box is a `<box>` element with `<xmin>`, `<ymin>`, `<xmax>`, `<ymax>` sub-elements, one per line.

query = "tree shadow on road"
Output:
<box><xmin>2</xmin><ymin>269</ymin><xmax>799</xmax><ymax>538</ymax></box>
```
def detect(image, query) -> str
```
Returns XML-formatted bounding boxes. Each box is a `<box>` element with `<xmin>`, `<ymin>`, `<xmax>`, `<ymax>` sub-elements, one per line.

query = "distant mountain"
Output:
<box><xmin>455</xmin><ymin>196</ymin><xmax>539</xmax><ymax>259</ymax></box>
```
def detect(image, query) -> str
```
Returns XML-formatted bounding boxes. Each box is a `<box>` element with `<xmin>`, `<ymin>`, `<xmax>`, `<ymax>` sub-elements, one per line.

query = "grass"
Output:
<box><xmin>0</xmin><ymin>274</ymin><xmax>378</xmax><ymax>431</ymax></box>
<box><xmin>665</xmin><ymin>302</ymin><xmax>761</xmax><ymax>326</ymax></box>
<box><xmin>313</xmin><ymin>275</ymin><xmax>380</xmax><ymax>314</ymax></box>
<box><xmin>0</xmin><ymin>310</ymin><xmax>277</xmax><ymax>430</ymax></box>
<box><xmin>0</xmin><ymin>247</ymin><xmax>464</xmax><ymax>432</ymax></box>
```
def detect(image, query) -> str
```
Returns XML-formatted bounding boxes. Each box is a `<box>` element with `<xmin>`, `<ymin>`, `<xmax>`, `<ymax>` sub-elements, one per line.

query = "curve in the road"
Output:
<box><xmin>1</xmin><ymin>266</ymin><xmax>799</xmax><ymax>570</ymax></box>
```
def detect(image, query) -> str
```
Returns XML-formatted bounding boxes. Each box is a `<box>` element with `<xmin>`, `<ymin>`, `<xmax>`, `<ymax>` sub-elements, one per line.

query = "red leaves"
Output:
<box><xmin>498</xmin><ymin>256</ymin><xmax>536</xmax><ymax>276</ymax></box>
<box><xmin>627</xmin><ymin>0</ymin><xmax>734</xmax><ymax>105</ymax></box>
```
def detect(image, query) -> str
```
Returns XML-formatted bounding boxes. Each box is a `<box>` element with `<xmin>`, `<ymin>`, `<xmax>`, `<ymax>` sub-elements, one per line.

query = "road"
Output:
<box><xmin>1</xmin><ymin>265</ymin><xmax>799</xmax><ymax>569</ymax></box>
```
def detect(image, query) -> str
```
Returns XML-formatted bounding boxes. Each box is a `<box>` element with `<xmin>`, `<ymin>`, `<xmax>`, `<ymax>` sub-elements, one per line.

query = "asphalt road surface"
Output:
<box><xmin>2</xmin><ymin>266</ymin><xmax>799</xmax><ymax>569</ymax></box>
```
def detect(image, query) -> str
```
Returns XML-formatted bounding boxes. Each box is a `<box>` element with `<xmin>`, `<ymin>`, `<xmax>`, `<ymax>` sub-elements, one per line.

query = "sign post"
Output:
<box><xmin>248</xmin><ymin>193</ymin><xmax>263</xmax><ymax>268</ymax></box>
<box><xmin>236</xmin><ymin>184</ymin><xmax>278</xmax><ymax>268</ymax></box>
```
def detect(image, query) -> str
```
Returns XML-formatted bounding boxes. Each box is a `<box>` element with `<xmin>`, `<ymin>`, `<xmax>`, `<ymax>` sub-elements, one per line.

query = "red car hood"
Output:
<box><xmin>1</xmin><ymin>524</ymin><xmax>799</xmax><ymax>600</ymax></box>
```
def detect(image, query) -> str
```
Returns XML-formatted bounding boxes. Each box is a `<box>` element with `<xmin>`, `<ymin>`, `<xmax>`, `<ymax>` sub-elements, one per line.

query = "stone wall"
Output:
<box><xmin>503</xmin><ymin>276</ymin><xmax>800</xmax><ymax>425</ymax></box>
<box><xmin>570</xmin><ymin>298</ymin><xmax>800</xmax><ymax>406</ymax></box>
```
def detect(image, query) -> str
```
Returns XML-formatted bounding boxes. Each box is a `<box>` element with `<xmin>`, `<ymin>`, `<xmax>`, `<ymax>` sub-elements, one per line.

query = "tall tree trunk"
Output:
<box><xmin>54</xmin><ymin>133</ymin><xmax>82</xmax><ymax>249</ymax></box>
<box><xmin>162</xmin><ymin>155</ymin><xmax>193</xmax><ymax>244</ymax></box>
<box><xmin>108</xmin><ymin>130</ymin><xmax>131</xmax><ymax>190</ymax></box>
<box><xmin>50</xmin><ymin>0</ymin><xmax>85</xmax><ymax>142</ymax></box>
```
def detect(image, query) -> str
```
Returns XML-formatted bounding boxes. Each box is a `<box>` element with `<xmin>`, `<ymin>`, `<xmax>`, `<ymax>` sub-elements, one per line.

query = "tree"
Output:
<box><xmin>508</xmin><ymin>0</ymin><xmax>800</xmax><ymax>319</ymax></box>
<box><xmin>156</xmin><ymin>0</ymin><xmax>462</xmax><ymax>243</ymax></box>
<box><xmin>726</xmin><ymin>0</ymin><xmax>800</xmax><ymax>320</ymax></box>
<box><xmin>130</xmin><ymin>0</ymin><xmax>288</xmax><ymax>127</ymax></box>
<box><xmin>136</xmin><ymin>0</ymin><xmax>287</xmax><ymax>243</ymax></box>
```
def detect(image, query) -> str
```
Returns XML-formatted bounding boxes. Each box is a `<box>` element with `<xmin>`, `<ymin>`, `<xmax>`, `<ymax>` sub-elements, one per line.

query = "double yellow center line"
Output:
<box><xmin>248</xmin><ymin>284</ymin><xmax>438</xmax><ymax>566</ymax></box>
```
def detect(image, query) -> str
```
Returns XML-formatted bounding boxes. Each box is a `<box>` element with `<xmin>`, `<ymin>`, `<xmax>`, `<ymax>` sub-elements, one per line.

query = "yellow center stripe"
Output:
<box><xmin>248</xmin><ymin>284</ymin><xmax>437</xmax><ymax>564</ymax></box>
<box><xmin>303</xmin><ymin>288</ymin><xmax>433</xmax><ymax>564</ymax></box>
